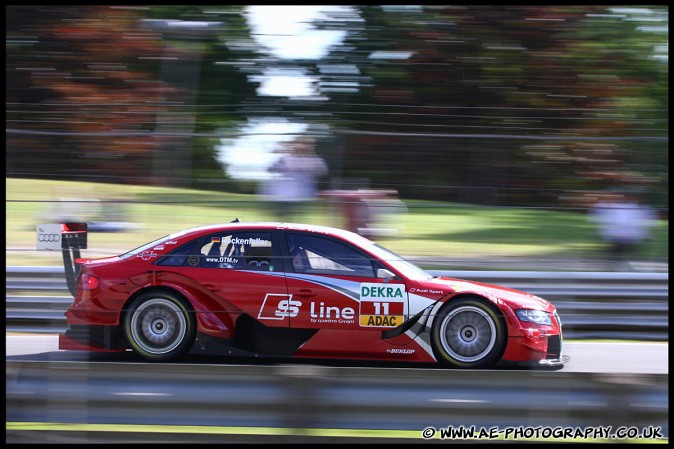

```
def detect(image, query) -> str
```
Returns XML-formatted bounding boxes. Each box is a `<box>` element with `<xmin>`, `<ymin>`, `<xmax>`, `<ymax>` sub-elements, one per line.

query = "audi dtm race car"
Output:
<box><xmin>56</xmin><ymin>221</ymin><xmax>567</xmax><ymax>369</ymax></box>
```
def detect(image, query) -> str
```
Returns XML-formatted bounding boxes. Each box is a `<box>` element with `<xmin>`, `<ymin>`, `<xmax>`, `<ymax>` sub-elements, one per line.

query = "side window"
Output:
<box><xmin>155</xmin><ymin>241</ymin><xmax>198</xmax><ymax>267</ymax></box>
<box><xmin>286</xmin><ymin>233</ymin><xmax>375</xmax><ymax>278</ymax></box>
<box><xmin>200</xmin><ymin>232</ymin><xmax>275</xmax><ymax>271</ymax></box>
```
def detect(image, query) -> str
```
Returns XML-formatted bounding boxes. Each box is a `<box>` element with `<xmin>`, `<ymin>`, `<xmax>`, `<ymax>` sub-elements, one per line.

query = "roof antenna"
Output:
<box><xmin>231</xmin><ymin>218</ymin><xmax>240</xmax><ymax>223</ymax></box>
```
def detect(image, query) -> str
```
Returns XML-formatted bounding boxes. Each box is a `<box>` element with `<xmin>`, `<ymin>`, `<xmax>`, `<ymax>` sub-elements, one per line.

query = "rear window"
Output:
<box><xmin>119</xmin><ymin>230</ymin><xmax>189</xmax><ymax>259</ymax></box>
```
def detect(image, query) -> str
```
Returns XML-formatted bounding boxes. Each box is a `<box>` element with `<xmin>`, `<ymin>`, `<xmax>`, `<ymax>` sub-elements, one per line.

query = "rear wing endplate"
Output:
<box><xmin>36</xmin><ymin>223</ymin><xmax>87</xmax><ymax>296</ymax></box>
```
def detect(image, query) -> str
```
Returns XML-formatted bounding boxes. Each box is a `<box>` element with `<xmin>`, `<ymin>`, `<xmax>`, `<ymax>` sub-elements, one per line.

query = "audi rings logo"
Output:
<box><xmin>38</xmin><ymin>234</ymin><xmax>61</xmax><ymax>242</ymax></box>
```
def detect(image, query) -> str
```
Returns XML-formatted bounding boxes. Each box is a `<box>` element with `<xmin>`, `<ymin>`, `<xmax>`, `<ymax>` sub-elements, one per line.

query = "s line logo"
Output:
<box><xmin>258</xmin><ymin>294</ymin><xmax>302</xmax><ymax>320</ymax></box>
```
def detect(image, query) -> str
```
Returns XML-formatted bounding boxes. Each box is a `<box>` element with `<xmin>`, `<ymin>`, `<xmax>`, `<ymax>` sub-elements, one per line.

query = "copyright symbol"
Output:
<box><xmin>422</xmin><ymin>427</ymin><xmax>436</xmax><ymax>439</ymax></box>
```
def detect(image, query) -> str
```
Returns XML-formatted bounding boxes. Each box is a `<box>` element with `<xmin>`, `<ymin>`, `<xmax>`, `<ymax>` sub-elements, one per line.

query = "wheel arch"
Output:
<box><xmin>426</xmin><ymin>293</ymin><xmax>508</xmax><ymax>333</ymax></box>
<box><xmin>121</xmin><ymin>286</ymin><xmax>192</xmax><ymax>323</ymax></box>
<box><xmin>121</xmin><ymin>285</ymin><xmax>234</xmax><ymax>339</ymax></box>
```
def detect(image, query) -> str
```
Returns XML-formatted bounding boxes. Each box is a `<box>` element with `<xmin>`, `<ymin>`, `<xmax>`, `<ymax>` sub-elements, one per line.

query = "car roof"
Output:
<box><xmin>181</xmin><ymin>221</ymin><xmax>372</xmax><ymax>243</ymax></box>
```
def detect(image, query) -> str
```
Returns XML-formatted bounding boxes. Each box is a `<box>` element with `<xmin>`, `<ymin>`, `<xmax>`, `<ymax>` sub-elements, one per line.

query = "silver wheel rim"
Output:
<box><xmin>130</xmin><ymin>298</ymin><xmax>187</xmax><ymax>355</ymax></box>
<box><xmin>439</xmin><ymin>305</ymin><xmax>497</xmax><ymax>363</ymax></box>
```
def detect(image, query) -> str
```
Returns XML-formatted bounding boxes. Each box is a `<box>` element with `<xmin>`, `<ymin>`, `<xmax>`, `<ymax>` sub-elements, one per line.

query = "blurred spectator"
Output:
<box><xmin>589</xmin><ymin>189</ymin><xmax>658</xmax><ymax>270</ymax></box>
<box><xmin>319</xmin><ymin>188</ymin><xmax>406</xmax><ymax>237</ymax></box>
<box><xmin>259</xmin><ymin>136</ymin><xmax>328</xmax><ymax>221</ymax></box>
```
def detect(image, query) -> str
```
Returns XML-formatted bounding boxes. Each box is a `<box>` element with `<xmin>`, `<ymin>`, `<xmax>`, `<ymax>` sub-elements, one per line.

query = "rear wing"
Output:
<box><xmin>36</xmin><ymin>223</ymin><xmax>87</xmax><ymax>296</ymax></box>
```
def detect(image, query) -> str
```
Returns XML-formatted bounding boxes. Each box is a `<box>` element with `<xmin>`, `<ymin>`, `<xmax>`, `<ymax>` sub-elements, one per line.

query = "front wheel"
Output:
<box><xmin>123</xmin><ymin>291</ymin><xmax>196</xmax><ymax>362</ymax></box>
<box><xmin>431</xmin><ymin>297</ymin><xmax>507</xmax><ymax>369</ymax></box>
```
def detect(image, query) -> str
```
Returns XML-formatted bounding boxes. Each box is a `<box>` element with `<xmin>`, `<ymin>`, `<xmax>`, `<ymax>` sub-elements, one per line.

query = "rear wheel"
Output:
<box><xmin>431</xmin><ymin>297</ymin><xmax>506</xmax><ymax>369</ymax></box>
<box><xmin>123</xmin><ymin>291</ymin><xmax>196</xmax><ymax>362</ymax></box>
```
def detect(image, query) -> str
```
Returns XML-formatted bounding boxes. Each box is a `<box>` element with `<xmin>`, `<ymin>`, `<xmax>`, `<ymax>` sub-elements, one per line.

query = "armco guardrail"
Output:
<box><xmin>5</xmin><ymin>266</ymin><xmax>669</xmax><ymax>340</ymax></box>
<box><xmin>5</xmin><ymin>361</ymin><xmax>669</xmax><ymax>443</ymax></box>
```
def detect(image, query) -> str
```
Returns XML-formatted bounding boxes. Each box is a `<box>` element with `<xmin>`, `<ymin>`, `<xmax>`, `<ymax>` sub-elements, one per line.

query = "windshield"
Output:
<box><xmin>369</xmin><ymin>243</ymin><xmax>434</xmax><ymax>281</ymax></box>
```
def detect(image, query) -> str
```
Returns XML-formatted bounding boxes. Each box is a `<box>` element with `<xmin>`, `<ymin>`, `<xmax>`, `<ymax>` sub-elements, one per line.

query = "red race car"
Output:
<box><xmin>59</xmin><ymin>220</ymin><xmax>567</xmax><ymax>368</ymax></box>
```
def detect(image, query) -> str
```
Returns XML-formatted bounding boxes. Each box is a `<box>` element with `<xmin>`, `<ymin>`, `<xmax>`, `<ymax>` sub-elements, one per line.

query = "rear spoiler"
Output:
<box><xmin>36</xmin><ymin>223</ymin><xmax>87</xmax><ymax>296</ymax></box>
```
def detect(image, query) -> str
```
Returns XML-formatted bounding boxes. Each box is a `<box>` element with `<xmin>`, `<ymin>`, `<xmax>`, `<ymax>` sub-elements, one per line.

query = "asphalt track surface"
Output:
<box><xmin>5</xmin><ymin>334</ymin><xmax>669</xmax><ymax>374</ymax></box>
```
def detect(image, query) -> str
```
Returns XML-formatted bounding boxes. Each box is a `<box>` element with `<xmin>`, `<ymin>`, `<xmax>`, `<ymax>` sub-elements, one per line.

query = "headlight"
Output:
<box><xmin>516</xmin><ymin>309</ymin><xmax>552</xmax><ymax>325</ymax></box>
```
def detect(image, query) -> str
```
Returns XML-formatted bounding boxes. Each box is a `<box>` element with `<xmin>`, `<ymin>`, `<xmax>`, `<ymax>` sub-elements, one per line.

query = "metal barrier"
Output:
<box><xmin>5</xmin><ymin>266</ymin><xmax>669</xmax><ymax>340</ymax></box>
<box><xmin>5</xmin><ymin>361</ymin><xmax>669</xmax><ymax>443</ymax></box>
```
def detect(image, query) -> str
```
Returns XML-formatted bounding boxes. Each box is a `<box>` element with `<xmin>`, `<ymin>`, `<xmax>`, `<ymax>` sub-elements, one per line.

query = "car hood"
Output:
<box><xmin>421</xmin><ymin>276</ymin><xmax>555</xmax><ymax>311</ymax></box>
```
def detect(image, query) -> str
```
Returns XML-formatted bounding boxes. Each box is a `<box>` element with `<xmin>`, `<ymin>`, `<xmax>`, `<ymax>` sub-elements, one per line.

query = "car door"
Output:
<box><xmin>280</xmin><ymin>231</ymin><xmax>408</xmax><ymax>331</ymax></box>
<box><xmin>178</xmin><ymin>229</ymin><xmax>290</xmax><ymax>328</ymax></box>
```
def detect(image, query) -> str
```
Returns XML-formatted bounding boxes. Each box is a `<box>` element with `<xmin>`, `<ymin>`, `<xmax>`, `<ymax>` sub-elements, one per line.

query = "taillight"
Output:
<box><xmin>81</xmin><ymin>273</ymin><xmax>99</xmax><ymax>290</ymax></box>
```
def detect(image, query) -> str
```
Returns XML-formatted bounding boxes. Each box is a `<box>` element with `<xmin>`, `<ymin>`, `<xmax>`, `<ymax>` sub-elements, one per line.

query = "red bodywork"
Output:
<box><xmin>59</xmin><ymin>222</ymin><xmax>565</xmax><ymax>367</ymax></box>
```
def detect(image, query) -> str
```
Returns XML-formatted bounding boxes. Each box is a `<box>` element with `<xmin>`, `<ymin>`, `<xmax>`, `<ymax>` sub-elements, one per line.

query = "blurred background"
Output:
<box><xmin>5</xmin><ymin>6</ymin><xmax>670</xmax><ymax>444</ymax></box>
<box><xmin>6</xmin><ymin>5</ymin><xmax>668</xmax><ymax>271</ymax></box>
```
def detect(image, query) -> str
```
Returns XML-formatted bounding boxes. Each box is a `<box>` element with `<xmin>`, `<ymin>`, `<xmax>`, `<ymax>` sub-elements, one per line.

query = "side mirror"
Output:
<box><xmin>377</xmin><ymin>268</ymin><xmax>396</xmax><ymax>280</ymax></box>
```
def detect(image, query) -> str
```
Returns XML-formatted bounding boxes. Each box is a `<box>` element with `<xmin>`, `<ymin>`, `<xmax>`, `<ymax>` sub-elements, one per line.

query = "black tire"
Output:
<box><xmin>431</xmin><ymin>297</ymin><xmax>507</xmax><ymax>369</ymax></box>
<box><xmin>123</xmin><ymin>291</ymin><xmax>196</xmax><ymax>362</ymax></box>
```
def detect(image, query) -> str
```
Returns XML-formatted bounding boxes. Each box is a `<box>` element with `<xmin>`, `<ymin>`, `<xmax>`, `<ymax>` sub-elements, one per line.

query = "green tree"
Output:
<box><xmin>6</xmin><ymin>5</ymin><xmax>258</xmax><ymax>189</ymax></box>
<box><xmin>315</xmin><ymin>6</ymin><xmax>668</xmax><ymax>210</ymax></box>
